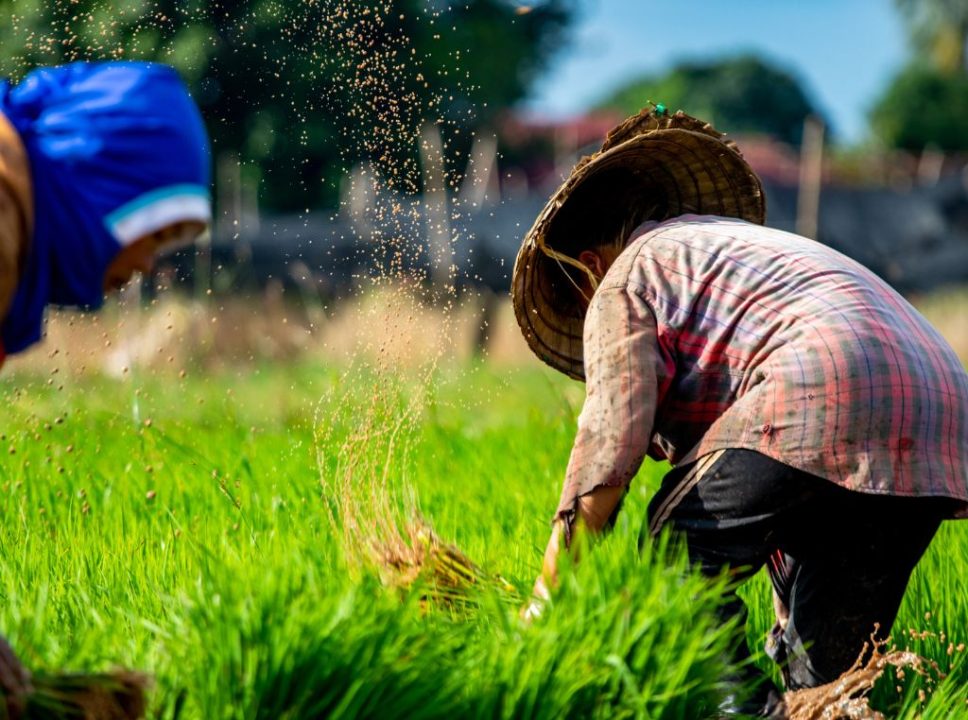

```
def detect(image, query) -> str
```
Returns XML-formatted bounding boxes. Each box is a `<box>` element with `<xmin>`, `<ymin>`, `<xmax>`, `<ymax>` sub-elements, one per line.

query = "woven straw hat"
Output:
<box><xmin>511</xmin><ymin>107</ymin><xmax>766</xmax><ymax>380</ymax></box>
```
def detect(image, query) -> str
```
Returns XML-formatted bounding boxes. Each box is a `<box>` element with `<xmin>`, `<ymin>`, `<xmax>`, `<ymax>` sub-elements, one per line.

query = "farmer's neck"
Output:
<box><xmin>576</xmin><ymin>245</ymin><xmax>623</xmax><ymax>312</ymax></box>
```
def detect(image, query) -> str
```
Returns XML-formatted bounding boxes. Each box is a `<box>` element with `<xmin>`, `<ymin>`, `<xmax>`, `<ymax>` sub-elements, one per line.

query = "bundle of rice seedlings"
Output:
<box><xmin>315</xmin><ymin>359</ymin><xmax>519</xmax><ymax>610</ymax></box>
<box><xmin>784</xmin><ymin>632</ymin><xmax>935</xmax><ymax>720</ymax></box>
<box><xmin>369</xmin><ymin>516</ymin><xmax>520</xmax><ymax>608</ymax></box>
<box><xmin>1</xmin><ymin>638</ymin><xmax>149</xmax><ymax>720</ymax></box>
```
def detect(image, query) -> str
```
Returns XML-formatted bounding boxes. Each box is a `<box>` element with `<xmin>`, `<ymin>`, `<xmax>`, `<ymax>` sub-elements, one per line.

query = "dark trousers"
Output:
<box><xmin>646</xmin><ymin>449</ymin><xmax>953</xmax><ymax>710</ymax></box>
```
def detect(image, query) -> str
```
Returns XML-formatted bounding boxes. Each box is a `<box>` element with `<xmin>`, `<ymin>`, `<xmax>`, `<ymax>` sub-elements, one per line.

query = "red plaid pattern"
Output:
<box><xmin>557</xmin><ymin>215</ymin><xmax>968</xmax><ymax>522</ymax></box>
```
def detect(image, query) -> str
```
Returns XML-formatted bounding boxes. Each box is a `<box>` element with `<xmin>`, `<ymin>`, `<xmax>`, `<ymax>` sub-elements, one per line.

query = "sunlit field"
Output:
<box><xmin>3</xmin><ymin>0</ymin><xmax>968</xmax><ymax>716</ymax></box>
<box><xmin>1</xmin><ymin>338</ymin><xmax>966</xmax><ymax>718</ymax></box>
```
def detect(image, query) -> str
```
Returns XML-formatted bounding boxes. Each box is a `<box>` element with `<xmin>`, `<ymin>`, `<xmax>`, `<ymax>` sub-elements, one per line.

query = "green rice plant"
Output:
<box><xmin>0</xmin><ymin>361</ymin><xmax>966</xmax><ymax>718</ymax></box>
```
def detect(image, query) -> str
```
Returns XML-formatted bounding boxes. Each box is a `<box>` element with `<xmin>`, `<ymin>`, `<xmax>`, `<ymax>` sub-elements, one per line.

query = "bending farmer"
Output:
<box><xmin>0</xmin><ymin>60</ymin><xmax>211</xmax><ymax>361</ymax></box>
<box><xmin>513</xmin><ymin>108</ymin><xmax>968</xmax><ymax>717</ymax></box>
<box><xmin>0</xmin><ymin>61</ymin><xmax>211</xmax><ymax>717</ymax></box>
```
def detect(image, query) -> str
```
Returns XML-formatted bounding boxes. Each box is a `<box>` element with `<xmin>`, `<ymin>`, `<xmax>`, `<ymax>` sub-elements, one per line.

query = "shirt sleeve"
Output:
<box><xmin>554</xmin><ymin>283</ymin><xmax>662</xmax><ymax>538</ymax></box>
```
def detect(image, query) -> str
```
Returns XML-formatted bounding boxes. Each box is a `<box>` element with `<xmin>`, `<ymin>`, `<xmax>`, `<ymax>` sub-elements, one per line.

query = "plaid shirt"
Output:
<box><xmin>557</xmin><ymin>215</ymin><xmax>968</xmax><ymax>523</ymax></box>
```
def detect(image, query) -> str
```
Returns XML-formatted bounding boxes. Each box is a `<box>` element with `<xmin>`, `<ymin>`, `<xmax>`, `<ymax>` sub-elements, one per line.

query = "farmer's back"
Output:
<box><xmin>609</xmin><ymin>214</ymin><xmax>968</xmax><ymax>507</ymax></box>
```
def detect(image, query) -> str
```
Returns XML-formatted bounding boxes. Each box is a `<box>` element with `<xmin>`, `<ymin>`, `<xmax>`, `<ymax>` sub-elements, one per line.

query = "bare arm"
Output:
<box><xmin>0</xmin><ymin>114</ymin><xmax>32</xmax><ymax>321</ymax></box>
<box><xmin>524</xmin><ymin>282</ymin><xmax>667</xmax><ymax>618</ymax></box>
<box><xmin>538</xmin><ymin>484</ymin><xmax>625</xmax><ymax>586</ymax></box>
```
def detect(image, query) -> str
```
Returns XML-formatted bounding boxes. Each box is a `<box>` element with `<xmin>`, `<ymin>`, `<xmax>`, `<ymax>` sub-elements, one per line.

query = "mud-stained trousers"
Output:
<box><xmin>646</xmin><ymin>449</ymin><xmax>955</xmax><ymax>717</ymax></box>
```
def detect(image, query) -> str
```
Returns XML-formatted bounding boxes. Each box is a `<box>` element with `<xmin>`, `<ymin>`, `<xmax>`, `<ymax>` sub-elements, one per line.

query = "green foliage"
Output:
<box><xmin>0</xmin><ymin>0</ymin><xmax>574</xmax><ymax>211</ymax></box>
<box><xmin>876</xmin><ymin>1</ymin><xmax>968</xmax><ymax>151</ymax></box>
<box><xmin>0</xmin><ymin>361</ymin><xmax>966</xmax><ymax>717</ymax></box>
<box><xmin>597</xmin><ymin>55</ymin><xmax>824</xmax><ymax>146</ymax></box>
<box><xmin>869</xmin><ymin>63</ymin><xmax>968</xmax><ymax>151</ymax></box>
<box><xmin>895</xmin><ymin>0</ymin><xmax>968</xmax><ymax>74</ymax></box>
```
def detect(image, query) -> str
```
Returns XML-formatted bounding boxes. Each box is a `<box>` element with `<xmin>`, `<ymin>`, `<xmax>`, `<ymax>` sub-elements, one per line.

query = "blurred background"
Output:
<box><xmin>1</xmin><ymin>0</ymin><xmax>966</xmax><ymax>374</ymax></box>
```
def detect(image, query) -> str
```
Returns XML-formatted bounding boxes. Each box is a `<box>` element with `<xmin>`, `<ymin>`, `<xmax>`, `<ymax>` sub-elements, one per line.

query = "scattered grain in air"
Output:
<box><xmin>146</xmin><ymin>491</ymin><xmax>156</xmax><ymax>501</ymax></box>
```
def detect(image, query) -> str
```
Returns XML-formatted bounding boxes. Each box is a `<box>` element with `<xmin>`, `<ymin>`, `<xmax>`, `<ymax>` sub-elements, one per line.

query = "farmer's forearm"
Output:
<box><xmin>576</xmin><ymin>483</ymin><xmax>626</xmax><ymax>532</ymax></box>
<box><xmin>540</xmin><ymin>483</ymin><xmax>626</xmax><ymax>586</ymax></box>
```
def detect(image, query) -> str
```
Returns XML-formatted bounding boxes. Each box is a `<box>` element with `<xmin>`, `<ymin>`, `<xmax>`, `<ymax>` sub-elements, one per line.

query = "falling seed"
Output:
<box><xmin>146</xmin><ymin>490</ymin><xmax>156</xmax><ymax>501</ymax></box>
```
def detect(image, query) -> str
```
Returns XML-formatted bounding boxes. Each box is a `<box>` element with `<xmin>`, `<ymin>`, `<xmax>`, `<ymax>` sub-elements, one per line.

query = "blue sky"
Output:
<box><xmin>524</xmin><ymin>0</ymin><xmax>909</xmax><ymax>144</ymax></box>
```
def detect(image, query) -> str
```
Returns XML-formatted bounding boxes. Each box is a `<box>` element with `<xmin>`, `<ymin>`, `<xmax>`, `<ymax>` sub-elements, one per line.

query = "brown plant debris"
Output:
<box><xmin>784</xmin><ymin>633</ymin><xmax>935</xmax><ymax>720</ymax></box>
<box><xmin>0</xmin><ymin>636</ymin><xmax>149</xmax><ymax>720</ymax></box>
<box><xmin>25</xmin><ymin>671</ymin><xmax>150</xmax><ymax>720</ymax></box>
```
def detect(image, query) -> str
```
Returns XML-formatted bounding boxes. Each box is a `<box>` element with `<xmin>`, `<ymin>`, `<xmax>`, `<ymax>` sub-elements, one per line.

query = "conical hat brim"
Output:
<box><xmin>512</xmin><ymin>113</ymin><xmax>765</xmax><ymax>380</ymax></box>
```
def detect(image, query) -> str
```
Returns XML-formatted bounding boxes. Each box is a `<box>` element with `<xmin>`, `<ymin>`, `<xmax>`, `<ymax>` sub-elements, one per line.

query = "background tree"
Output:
<box><xmin>596</xmin><ymin>55</ymin><xmax>825</xmax><ymax>147</ymax></box>
<box><xmin>0</xmin><ymin>0</ymin><xmax>574</xmax><ymax>212</ymax></box>
<box><xmin>870</xmin><ymin>64</ymin><xmax>968</xmax><ymax>152</ymax></box>
<box><xmin>895</xmin><ymin>0</ymin><xmax>968</xmax><ymax>74</ymax></box>
<box><xmin>870</xmin><ymin>0</ymin><xmax>968</xmax><ymax>150</ymax></box>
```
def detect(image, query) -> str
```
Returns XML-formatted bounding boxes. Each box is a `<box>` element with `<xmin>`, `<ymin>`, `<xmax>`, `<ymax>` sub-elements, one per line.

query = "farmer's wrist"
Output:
<box><xmin>532</xmin><ymin>573</ymin><xmax>551</xmax><ymax>601</ymax></box>
<box><xmin>540</xmin><ymin>520</ymin><xmax>565</xmax><ymax>586</ymax></box>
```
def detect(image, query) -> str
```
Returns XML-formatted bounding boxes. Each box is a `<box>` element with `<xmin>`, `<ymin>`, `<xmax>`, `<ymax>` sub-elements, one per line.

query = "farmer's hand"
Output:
<box><xmin>522</xmin><ymin>486</ymin><xmax>626</xmax><ymax>623</ymax></box>
<box><xmin>521</xmin><ymin>574</ymin><xmax>551</xmax><ymax>623</ymax></box>
<box><xmin>521</xmin><ymin>520</ymin><xmax>565</xmax><ymax>623</ymax></box>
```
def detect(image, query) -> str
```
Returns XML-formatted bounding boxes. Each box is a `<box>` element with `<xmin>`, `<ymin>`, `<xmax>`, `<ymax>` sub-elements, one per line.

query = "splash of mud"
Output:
<box><xmin>784</xmin><ymin>634</ymin><xmax>933</xmax><ymax>720</ymax></box>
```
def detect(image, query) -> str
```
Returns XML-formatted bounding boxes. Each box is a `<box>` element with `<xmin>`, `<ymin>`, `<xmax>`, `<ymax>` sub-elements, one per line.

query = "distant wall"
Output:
<box><xmin>154</xmin><ymin>180</ymin><xmax>968</xmax><ymax>299</ymax></box>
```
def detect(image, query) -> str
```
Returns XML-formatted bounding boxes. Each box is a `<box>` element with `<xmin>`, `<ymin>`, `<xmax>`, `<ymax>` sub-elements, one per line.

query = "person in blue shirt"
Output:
<box><xmin>0</xmin><ymin>60</ymin><xmax>212</xmax><ymax>363</ymax></box>
<box><xmin>0</xmin><ymin>60</ymin><xmax>211</xmax><ymax>717</ymax></box>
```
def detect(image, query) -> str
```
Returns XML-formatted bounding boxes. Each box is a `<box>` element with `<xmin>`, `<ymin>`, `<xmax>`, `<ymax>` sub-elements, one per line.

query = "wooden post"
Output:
<box><xmin>917</xmin><ymin>146</ymin><xmax>945</xmax><ymax>186</ymax></box>
<box><xmin>419</xmin><ymin>123</ymin><xmax>452</xmax><ymax>291</ymax></box>
<box><xmin>796</xmin><ymin>116</ymin><xmax>825</xmax><ymax>240</ymax></box>
<box><xmin>458</xmin><ymin>132</ymin><xmax>499</xmax><ymax>209</ymax></box>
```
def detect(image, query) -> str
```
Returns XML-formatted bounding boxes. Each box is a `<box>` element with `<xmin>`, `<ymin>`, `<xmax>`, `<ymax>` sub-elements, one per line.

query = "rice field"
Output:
<box><xmin>1</xmin><ymin>335</ymin><xmax>967</xmax><ymax>718</ymax></box>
